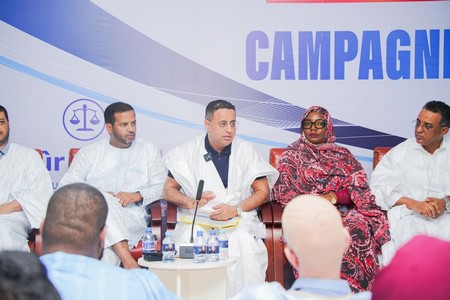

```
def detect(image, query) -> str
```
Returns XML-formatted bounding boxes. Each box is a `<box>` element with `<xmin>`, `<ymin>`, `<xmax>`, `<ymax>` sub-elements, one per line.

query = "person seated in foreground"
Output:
<box><xmin>40</xmin><ymin>183</ymin><xmax>179</xmax><ymax>300</ymax></box>
<box><xmin>370</xmin><ymin>100</ymin><xmax>450</xmax><ymax>265</ymax></box>
<box><xmin>371</xmin><ymin>235</ymin><xmax>450</xmax><ymax>300</ymax></box>
<box><xmin>232</xmin><ymin>195</ymin><xmax>371</xmax><ymax>300</ymax></box>
<box><xmin>0</xmin><ymin>250</ymin><xmax>61</xmax><ymax>300</ymax></box>
<box><xmin>273</xmin><ymin>106</ymin><xmax>390</xmax><ymax>292</ymax></box>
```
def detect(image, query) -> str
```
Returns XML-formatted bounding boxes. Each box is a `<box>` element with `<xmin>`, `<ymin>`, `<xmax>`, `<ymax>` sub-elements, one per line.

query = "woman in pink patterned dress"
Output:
<box><xmin>273</xmin><ymin>106</ymin><xmax>390</xmax><ymax>292</ymax></box>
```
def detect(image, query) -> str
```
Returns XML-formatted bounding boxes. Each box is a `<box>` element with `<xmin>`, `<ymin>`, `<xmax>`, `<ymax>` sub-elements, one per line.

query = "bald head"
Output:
<box><xmin>42</xmin><ymin>183</ymin><xmax>108</xmax><ymax>258</ymax></box>
<box><xmin>282</xmin><ymin>195</ymin><xmax>348</xmax><ymax>278</ymax></box>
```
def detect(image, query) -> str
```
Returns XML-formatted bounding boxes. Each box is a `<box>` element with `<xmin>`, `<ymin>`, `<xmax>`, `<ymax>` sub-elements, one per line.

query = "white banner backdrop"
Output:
<box><xmin>1</xmin><ymin>0</ymin><xmax>449</xmax><ymax>188</ymax></box>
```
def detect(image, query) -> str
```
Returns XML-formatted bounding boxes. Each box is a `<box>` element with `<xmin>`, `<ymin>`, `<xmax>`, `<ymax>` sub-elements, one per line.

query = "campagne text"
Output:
<box><xmin>246</xmin><ymin>29</ymin><xmax>450</xmax><ymax>80</ymax></box>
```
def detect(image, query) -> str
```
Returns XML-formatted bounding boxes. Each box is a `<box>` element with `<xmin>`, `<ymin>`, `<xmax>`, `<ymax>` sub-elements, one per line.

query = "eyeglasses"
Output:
<box><xmin>302</xmin><ymin>119</ymin><xmax>327</xmax><ymax>129</ymax></box>
<box><xmin>414</xmin><ymin>120</ymin><xmax>447</xmax><ymax>131</ymax></box>
<box><xmin>208</xmin><ymin>120</ymin><xmax>238</xmax><ymax>129</ymax></box>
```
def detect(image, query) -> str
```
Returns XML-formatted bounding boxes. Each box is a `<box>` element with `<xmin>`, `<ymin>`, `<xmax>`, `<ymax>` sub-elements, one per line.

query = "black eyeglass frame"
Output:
<box><xmin>302</xmin><ymin>119</ymin><xmax>327</xmax><ymax>129</ymax></box>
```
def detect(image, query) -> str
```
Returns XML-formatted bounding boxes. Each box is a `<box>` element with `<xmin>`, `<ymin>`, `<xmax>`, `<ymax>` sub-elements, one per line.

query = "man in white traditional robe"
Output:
<box><xmin>370</xmin><ymin>100</ymin><xmax>450</xmax><ymax>265</ymax></box>
<box><xmin>163</xmin><ymin>99</ymin><xmax>279</xmax><ymax>296</ymax></box>
<box><xmin>60</xmin><ymin>102</ymin><xmax>166</xmax><ymax>269</ymax></box>
<box><xmin>0</xmin><ymin>105</ymin><xmax>53</xmax><ymax>251</ymax></box>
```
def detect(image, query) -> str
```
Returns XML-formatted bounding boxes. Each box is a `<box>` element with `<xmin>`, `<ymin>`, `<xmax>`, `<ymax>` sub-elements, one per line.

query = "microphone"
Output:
<box><xmin>190</xmin><ymin>180</ymin><xmax>204</xmax><ymax>243</ymax></box>
<box><xmin>179</xmin><ymin>180</ymin><xmax>204</xmax><ymax>259</ymax></box>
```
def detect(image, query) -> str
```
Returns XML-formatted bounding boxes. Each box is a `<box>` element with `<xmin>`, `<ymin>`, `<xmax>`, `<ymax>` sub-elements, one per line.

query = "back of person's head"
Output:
<box><xmin>372</xmin><ymin>235</ymin><xmax>450</xmax><ymax>300</ymax></box>
<box><xmin>282</xmin><ymin>195</ymin><xmax>349</xmax><ymax>278</ymax></box>
<box><xmin>0</xmin><ymin>251</ymin><xmax>61</xmax><ymax>300</ymax></box>
<box><xmin>104</xmin><ymin>102</ymin><xmax>134</xmax><ymax>125</ymax></box>
<box><xmin>0</xmin><ymin>104</ymin><xmax>9</xmax><ymax>121</ymax></box>
<box><xmin>42</xmin><ymin>183</ymin><xmax>108</xmax><ymax>258</ymax></box>
<box><xmin>205</xmin><ymin>99</ymin><xmax>235</xmax><ymax>120</ymax></box>
<box><xmin>423</xmin><ymin>100</ymin><xmax>450</xmax><ymax>127</ymax></box>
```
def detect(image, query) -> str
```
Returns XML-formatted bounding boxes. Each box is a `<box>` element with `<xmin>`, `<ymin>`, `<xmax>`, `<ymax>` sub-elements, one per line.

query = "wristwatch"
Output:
<box><xmin>444</xmin><ymin>196</ymin><xmax>450</xmax><ymax>211</ymax></box>
<box><xmin>236</xmin><ymin>206</ymin><xmax>243</xmax><ymax>217</ymax></box>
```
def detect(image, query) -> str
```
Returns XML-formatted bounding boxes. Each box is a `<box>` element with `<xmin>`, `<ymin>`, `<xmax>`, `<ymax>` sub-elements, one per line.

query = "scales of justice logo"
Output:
<box><xmin>63</xmin><ymin>99</ymin><xmax>105</xmax><ymax>141</ymax></box>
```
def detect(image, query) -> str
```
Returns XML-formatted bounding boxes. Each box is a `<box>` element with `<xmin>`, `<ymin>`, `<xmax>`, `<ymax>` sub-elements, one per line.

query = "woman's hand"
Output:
<box><xmin>320</xmin><ymin>192</ymin><xmax>338</xmax><ymax>205</ymax></box>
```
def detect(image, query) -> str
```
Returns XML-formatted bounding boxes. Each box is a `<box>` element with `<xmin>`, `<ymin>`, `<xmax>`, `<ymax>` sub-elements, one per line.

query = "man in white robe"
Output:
<box><xmin>60</xmin><ymin>102</ymin><xmax>166</xmax><ymax>269</ymax></box>
<box><xmin>163</xmin><ymin>99</ymin><xmax>279</xmax><ymax>296</ymax></box>
<box><xmin>0</xmin><ymin>105</ymin><xmax>53</xmax><ymax>251</ymax></box>
<box><xmin>370</xmin><ymin>100</ymin><xmax>450</xmax><ymax>265</ymax></box>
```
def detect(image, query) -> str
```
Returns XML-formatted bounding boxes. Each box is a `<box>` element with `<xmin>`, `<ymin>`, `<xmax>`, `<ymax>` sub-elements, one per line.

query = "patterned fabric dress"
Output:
<box><xmin>272</xmin><ymin>106</ymin><xmax>390</xmax><ymax>292</ymax></box>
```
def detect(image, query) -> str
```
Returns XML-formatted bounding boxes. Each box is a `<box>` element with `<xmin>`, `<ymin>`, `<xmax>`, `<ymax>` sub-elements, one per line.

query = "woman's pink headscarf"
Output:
<box><xmin>300</xmin><ymin>105</ymin><xmax>336</xmax><ymax>144</ymax></box>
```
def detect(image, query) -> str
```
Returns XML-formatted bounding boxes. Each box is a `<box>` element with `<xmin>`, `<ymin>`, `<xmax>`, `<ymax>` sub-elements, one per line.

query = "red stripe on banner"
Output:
<box><xmin>267</xmin><ymin>0</ymin><xmax>445</xmax><ymax>3</ymax></box>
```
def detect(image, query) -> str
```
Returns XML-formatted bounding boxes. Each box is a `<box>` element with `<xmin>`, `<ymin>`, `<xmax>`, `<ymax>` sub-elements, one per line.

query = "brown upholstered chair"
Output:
<box><xmin>34</xmin><ymin>148</ymin><xmax>43</xmax><ymax>159</ymax></box>
<box><xmin>68</xmin><ymin>147</ymin><xmax>79</xmax><ymax>166</ymax></box>
<box><xmin>373</xmin><ymin>147</ymin><xmax>392</xmax><ymax>217</ymax></box>
<box><xmin>373</xmin><ymin>147</ymin><xmax>392</xmax><ymax>169</ymax></box>
<box><xmin>268</xmin><ymin>148</ymin><xmax>291</xmax><ymax>287</ymax></box>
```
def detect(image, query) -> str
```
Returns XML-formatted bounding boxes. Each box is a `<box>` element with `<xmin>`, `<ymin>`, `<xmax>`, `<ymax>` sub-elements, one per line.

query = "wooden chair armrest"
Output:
<box><xmin>272</xmin><ymin>201</ymin><xmax>283</xmax><ymax>225</ymax></box>
<box><xmin>166</xmin><ymin>202</ymin><xmax>177</xmax><ymax>231</ymax></box>
<box><xmin>270</xmin><ymin>201</ymin><xmax>287</xmax><ymax>286</ymax></box>
<box><xmin>150</xmin><ymin>201</ymin><xmax>163</xmax><ymax>238</ymax></box>
<box><xmin>259</xmin><ymin>201</ymin><xmax>273</xmax><ymax>225</ymax></box>
<box><xmin>373</xmin><ymin>146</ymin><xmax>392</xmax><ymax>169</ymax></box>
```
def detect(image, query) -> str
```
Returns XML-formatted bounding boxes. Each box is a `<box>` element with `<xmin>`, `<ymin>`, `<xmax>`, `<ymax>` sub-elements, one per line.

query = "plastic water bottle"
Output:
<box><xmin>162</xmin><ymin>231</ymin><xmax>176</xmax><ymax>263</ymax></box>
<box><xmin>206</xmin><ymin>229</ymin><xmax>219</xmax><ymax>262</ymax></box>
<box><xmin>142</xmin><ymin>227</ymin><xmax>156</xmax><ymax>261</ymax></box>
<box><xmin>218</xmin><ymin>228</ymin><xmax>229</xmax><ymax>260</ymax></box>
<box><xmin>193</xmin><ymin>230</ymin><xmax>206</xmax><ymax>263</ymax></box>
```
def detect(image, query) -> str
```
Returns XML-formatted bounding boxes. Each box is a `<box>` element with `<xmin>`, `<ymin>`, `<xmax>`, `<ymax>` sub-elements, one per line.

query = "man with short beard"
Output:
<box><xmin>0</xmin><ymin>104</ymin><xmax>53</xmax><ymax>251</ymax></box>
<box><xmin>60</xmin><ymin>102</ymin><xmax>166</xmax><ymax>269</ymax></box>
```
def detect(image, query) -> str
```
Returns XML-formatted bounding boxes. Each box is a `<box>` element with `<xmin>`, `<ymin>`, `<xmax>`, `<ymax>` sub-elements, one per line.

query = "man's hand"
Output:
<box><xmin>425</xmin><ymin>197</ymin><xmax>446</xmax><ymax>218</ymax></box>
<box><xmin>207</xmin><ymin>177</ymin><xmax>270</xmax><ymax>221</ymax></box>
<box><xmin>113</xmin><ymin>192</ymin><xmax>142</xmax><ymax>207</ymax></box>
<box><xmin>210</xmin><ymin>203</ymin><xmax>238</xmax><ymax>221</ymax></box>
<box><xmin>408</xmin><ymin>198</ymin><xmax>441</xmax><ymax>218</ymax></box>
<box><xmin>195</xmin><ymin>191</ymin><xmax>216</xmax><ymax>209</ymax></box>
<box><xmin>0</xmin><ymin>203</ymin><xmax>10</xmax><ymax>215</ymax></box>
<box><xmin>0</xmin><ymin>200</ymin><xmax>22</xmax><ymax>215</ymax></box>
<box><xmin>396</xmin><ymin>196</ymin><xmax>445</xmax><ymax>219</ymax></box>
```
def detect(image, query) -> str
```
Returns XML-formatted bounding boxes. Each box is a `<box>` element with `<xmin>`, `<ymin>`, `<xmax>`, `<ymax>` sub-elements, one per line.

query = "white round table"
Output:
<box><xmin>138</xmin><ymin>257</ymin><xmax>237</xmax><ymax>300</ymax></box>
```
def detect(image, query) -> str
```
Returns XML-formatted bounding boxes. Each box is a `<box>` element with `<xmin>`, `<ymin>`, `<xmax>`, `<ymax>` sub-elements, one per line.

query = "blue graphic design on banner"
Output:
<box><xmin>1</xmin><ymin>0</ymin><xmax>449</xmax><ymax>188</ymax></box>
<box><xmin>0</xmin><ymin>0</ymin><xmax>407</xmax><ymax>149</ymax></box>
<box><xmin>63</xmin><ymin>99</ymin><xmax>104</xmax><ymax>141</ymax></box>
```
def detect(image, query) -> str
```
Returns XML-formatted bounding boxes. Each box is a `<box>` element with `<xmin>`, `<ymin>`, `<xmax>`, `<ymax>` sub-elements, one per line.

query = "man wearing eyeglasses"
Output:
<box><xmin>163</xmin><ymin>99</ymin><xmax>279</xmax><ymax>297</ymax></box>
<box><xmin>370</xmin><ymin>100</ymin><xmax>450</xmax><ymax>265</ymax></box>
